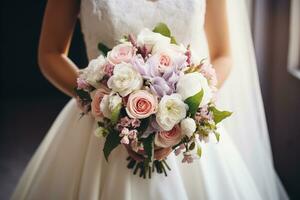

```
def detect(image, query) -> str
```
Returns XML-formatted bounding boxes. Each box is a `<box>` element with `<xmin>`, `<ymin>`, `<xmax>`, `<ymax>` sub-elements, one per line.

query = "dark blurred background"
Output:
<box><xmin>0</xmin><ymin>0</ymin><xmax>299</xmax><ymax>199</ymax></box>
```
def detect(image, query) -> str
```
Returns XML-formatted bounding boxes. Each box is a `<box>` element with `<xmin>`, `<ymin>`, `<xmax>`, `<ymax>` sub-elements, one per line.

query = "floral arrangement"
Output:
<box><xmin>75</xmin><ymin>23</ymin><xmax>232</xmax><ymax>178</ymax></box>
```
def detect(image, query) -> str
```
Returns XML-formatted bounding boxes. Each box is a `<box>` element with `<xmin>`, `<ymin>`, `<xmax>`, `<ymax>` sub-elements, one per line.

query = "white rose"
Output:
<box><xmin>156</xmin><ymin>94</ymin><xmax>187</xmax><ymax>131</ymax></box>
<box><xmin>84</xmin><ymin>55</ymin><xmax>106</xmax><ymax>88</ymax></box>
<box><xmin>180</xmin><ymin>118</ymin><xmax>196</xmax><ymax>137</ymax></box>
<box><xmin>152</xmin><ymin>43</ymin><xmax>186</xmax><ymax>55</ymax></box>
<box><xmin>176</xmin><ymin>72</ymin><xmax>212</xmax><ymax>106</ymax></box>
<box><xmin>107</xmin><ymin>62</ymin><xmax>143</xmax><ymax>97</ymax></box>
<box><xmin>100</xmin><ymin>93</ymin><xmax>122</xmax><ymax>119</ymax></box>
<box><xmin>137</xmin><ymin>28</ymin><xmax>170</xmax><ymax>52</ymax></box>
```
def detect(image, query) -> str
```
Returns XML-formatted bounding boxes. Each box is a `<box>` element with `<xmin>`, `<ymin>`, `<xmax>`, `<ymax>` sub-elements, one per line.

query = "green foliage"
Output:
<box><xmin>142</xmin><ymin>134</ymin><xmax>155</xmax><ymax>163</ymax></box>
<box><xmin>197</xmin><ymin>146</ymin><xmax>202</xmax><ymax>157</ymax></box>
<box><xmin>184</xmin><ymin>90</ymin><xmax>204</xmax><ymax>117</ymax></box>
<box><xmin>97</xmin><ymin>43</ymin><xmax>111</xmax><ymax>56</ymax></box>
<box><xmin>170</xmin><ymin>36</ymin><xmax>177</xmax><ymax>44</ymax></box>
<box><xmin>214</xmin><ymin>131</ymin><xmax>220</xmax><ymax>142</ymax></box>
<box><xmin>110</xmin><ymin>103</ymin><xmax>122</xmax><ymax>125</ymax></box>
<box><xmin>153</xmin><ymin>23</ymin><xmax>178</xmax><ymax>44</ymax></box>
<box><xmin>153</xmin><ymin>23</ymin><xmax>171</xmax><ymax>37</ymax></box>
<box><xmin>103</xmin><ymin>130</ymin><xmax>120</xmax><ymax>161</ymax></box>
<box><xmin>189</xmin><ymin>142</ymin><xmax>195</xmax><ymax>150</ymax></box>
<box><xmin>74</xmin><ymin>88</ymin><xmax>91</xmax><ymax>101</ymax></box>
<box><xmin>137</xmin><ymin>117</ymin><xmax>150</xmax><ymax>134</ymax></box>
<box><xmin>210</xmin><ymin>107</ymin><xmax>232</xmax><ymax>124</ymax></box>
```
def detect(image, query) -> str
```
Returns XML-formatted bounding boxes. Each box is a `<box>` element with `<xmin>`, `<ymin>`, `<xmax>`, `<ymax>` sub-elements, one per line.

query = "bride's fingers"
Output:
<box><xmin>154</xmin><ymin>147</ymin><xmax>172</xmax><ymax>160</ymax></box>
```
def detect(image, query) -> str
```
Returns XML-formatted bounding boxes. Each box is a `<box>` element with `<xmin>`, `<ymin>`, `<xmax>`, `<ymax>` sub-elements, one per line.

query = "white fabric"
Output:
<box><xmin>11</xmin><ymin>0</ymin><xmax>288</xmax><ymax>199</ymax></box>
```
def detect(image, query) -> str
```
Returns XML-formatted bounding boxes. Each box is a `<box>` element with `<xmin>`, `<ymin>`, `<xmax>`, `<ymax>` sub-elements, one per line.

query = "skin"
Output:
<box><xmin>38</xmin><ymin>0</ymin><xmax>232</xmax><ymax>161</ymax></box>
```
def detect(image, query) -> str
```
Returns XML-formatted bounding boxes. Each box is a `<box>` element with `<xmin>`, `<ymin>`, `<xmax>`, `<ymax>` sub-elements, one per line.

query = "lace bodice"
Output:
<box><xmin>79</xmin><ymin>0</ymin><xmax>208</xmax><ymax>60</ymax></box>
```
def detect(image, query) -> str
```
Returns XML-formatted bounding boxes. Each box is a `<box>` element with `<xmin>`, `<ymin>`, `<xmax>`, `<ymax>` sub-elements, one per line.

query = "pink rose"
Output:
<box><xmin>126</xmin><ymin>90</ymin><xmax>158</xmax><ymax>119</ymax></box>
<box><xmin>107</xmin><ymin>42</ymin><xmax>135</xmax><ymax>65</ymax></box>
<box><xmin>158</xmin><ymin>52</ymin><xmax>173</xmax><ymax>72</ymax></box>
<box><xmin>91</xmin><ymin>87</ymin><xmax>110</xmax><ymax>119</ymax></box>
<box><xmin>154</xmin><ymin>125</ymin><xmax>182</xmax><ymax>148</ymax></box>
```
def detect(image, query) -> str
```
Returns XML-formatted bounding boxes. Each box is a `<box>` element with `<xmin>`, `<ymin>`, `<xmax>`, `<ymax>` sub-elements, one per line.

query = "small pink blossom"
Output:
<box><xmin>77</xmin><ymin>77</ymin><xmax>90</xmax><ymax>90</ymax></box>
<box><xmin>120</xmin><ymin>117</ymin><xmax>132</xmax><ymax>127</ymax></box>
<box><xmin>120</xmin><ymin>136</ymin><xmax>130</xmax><ymax>145</ymax></box>
<box><xmin>128</xmin><ymin>129</ymin><xmax>138</xmax><ymax>139</ymax></box>
<box><xmin>174</xmin><ymin>144</ymin><xmax>185</xmax><ymax>156</ymax></box>
<box><xmin>130</xmin><ymin>139</ymin><xmax>141</xmax><ymax>152</ymax></box>
<box><xmin>182</xmin><ymin>153</ymin><xmax>194</xmax><ymax>163</ymax></box>
<box><xmin>131</xmin><ymin>118</ymin><xmax>141</xmax><ymax>128</ymax></box>
<box><xmin>195</xmin><ymin>105</ymin><xmax>213</xmax><ymax>122</ymax></box>
<box><xmin>185</xmin><ymin>45</ymin><xmax>191</xmax><ymax>65</ymax></box>
<box><xmin>103</xmin><ymin>63</ymin><xmax>114</xmax><ymax>77</ymax></box>
<box><xmin>120</xmin><ymin>128</ymin><xmax>130</xmax><ymax>144</ymax></box>
<box><xmin>200</xmin><ymin>62</ymin><xmax>218</xmax><ymax>87</ymax></box>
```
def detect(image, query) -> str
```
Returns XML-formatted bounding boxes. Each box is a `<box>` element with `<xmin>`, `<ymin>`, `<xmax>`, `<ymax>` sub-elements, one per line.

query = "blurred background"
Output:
<box><xmin>0</xmin><ymin>0</ymin><xmax>299</xmax><ymax>199</ymax></box>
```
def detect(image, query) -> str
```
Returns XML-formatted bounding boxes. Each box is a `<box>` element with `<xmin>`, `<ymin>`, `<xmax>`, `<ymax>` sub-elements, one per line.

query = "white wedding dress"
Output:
<box><xmin>12</xmin><ymin>0</ymin><xmax>289</xmax><ymax>199</ymax></box>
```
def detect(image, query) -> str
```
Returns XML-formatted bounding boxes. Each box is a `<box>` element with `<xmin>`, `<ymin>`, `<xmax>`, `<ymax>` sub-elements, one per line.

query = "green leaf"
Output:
<box><xmin>103</xmin><ymin>130</ymin><xmax>120</xmax><ymax>161</ymax></box>
<box><xmin>153</xmin><ymin>23</ymin><xmax>171</xmax><ymax>37</ymax></box>
<box><xmin>210</xmin><ymin>107</ymin><xmax>232</xmax><ymax>124</ymax></box>
<box><xmin>142</xmin><ymin>134</ymin><xmax>155</xmax><ymax>163</ymax></box>
<box><xmin>214</xmin><ymin>132</ymin><xmax>220</xmax><ymax>142</ymax></box>
<box><xmin>197</xmin><ymin>146</ymin><xmax>202</xmax><ymax>157</ymax></box>
<box><xmin>110</xmin><ymin>103</ymin><xmax>122</xmax><ymax>125</ymax></box>
<box><xmin>189</xmin><ymin>142</ymin><xmax>195</xmax><ymax>150</ymax></box>
<box><xmin>184</xmin><ymin>90</ymin><xmax>204</xmax><ymax>117</ymax></box>
<box><xmin>170</xmin><ymin>36</ymin><xmax>177</xmax><ymax>44</ymax></box>
<box><xmin>74</xmin><ymin>88</ymin><xmax>91</xmax><ymax>101</ymax></box>
<box><xmin>97</xmin><ymin>43</ymin><xmax>111</xmax><ymax>56</ymax></box>
<box><xmin>137</xmin><ymin>117</ymin><xmax>150</xmax><ymax>134</ymax></box>
<box><xmin>94</xmin><ymin>126</ymin><xmax>109</xmax><ymax>138</ymax></box>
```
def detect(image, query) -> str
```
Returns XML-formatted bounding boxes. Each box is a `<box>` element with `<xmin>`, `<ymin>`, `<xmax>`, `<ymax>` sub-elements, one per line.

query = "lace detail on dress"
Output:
<box><xmin>79</xmin><ymin>0</ymin><xmax>207</xmax><ymax>60</ymax></box>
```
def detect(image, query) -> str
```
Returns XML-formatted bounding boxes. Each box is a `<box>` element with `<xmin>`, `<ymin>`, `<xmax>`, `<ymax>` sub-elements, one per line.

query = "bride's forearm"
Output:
<box><xmin>38</xmin><ymin>53</ymin><xmax>79</xmax><ymax>97</ymax></box>
<box><xmin>211</xmin><ymin>56</ymin><xmax>232</xmax><ymax>88</ymax></box>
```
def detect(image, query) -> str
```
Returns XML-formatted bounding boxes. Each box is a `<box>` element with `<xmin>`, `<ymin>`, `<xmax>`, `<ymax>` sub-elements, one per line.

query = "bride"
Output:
<box><xmin>12</xmin><ymin>0</ymin><xmax>289</xmax><ymax>199</ymax></box>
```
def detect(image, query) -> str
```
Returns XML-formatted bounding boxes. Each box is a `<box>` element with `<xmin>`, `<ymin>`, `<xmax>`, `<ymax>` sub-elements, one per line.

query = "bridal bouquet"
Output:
<box><xmin>75</xmin><ymin>23</ymin><xmax>232</xmax><ymax>178</ymax></box>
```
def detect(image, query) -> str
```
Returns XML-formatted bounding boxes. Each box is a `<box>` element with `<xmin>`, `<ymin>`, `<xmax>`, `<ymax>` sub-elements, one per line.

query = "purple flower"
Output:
<box><xmin>149</xmin><ymin>76</ymin><xmax>172</xmax><ymax>97</ymax></box>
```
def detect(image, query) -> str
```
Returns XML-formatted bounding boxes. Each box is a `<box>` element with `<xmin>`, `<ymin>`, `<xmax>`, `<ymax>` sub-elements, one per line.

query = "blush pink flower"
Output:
<box><xmin>126</xmin><ymin>90</ymin><xmax>158</xmax><ymax>119</ymax></box>
<box><xmin>91</xmin><ymin>87</ymin><xmax>110</xmax><ymax>119</ymax></box>
<box><xmin>131</xmin><ymin>118</ymin><xmax>141</xmax><ymax>128</ymax></box>
<box><xmin>158</xmin><ymin>53</ymin><xmax>173</xmax><ymax>72</ymax></box>
<box><xmin>107</xmin><ymin>42</ymin><xmax>135</xmax><ymax>65</ymax></box>
<box><xmin>119</xmin><ymin>128</ymin><xmax>130</xmax><ymax>144</ymax></box>
<box><xmin>154</xmin><ymin>125</ymin><xmax>182</xmax><ymax>148</ymax></box>
<box><xmin>77</xmin><ymin>77</ymin><xmax>90</xmax><ymax>90</ymax></box>
<box><xmin>103</xmin><ymin>63</ymin><xmax>114</xmax><ymax>77</ymax></box>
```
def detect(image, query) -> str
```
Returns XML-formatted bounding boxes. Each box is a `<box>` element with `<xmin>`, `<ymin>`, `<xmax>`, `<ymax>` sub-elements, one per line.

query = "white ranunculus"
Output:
<box><xmin>84</xmin><ymin>55</ymin><xmax>106</xmax><ymax>88</ymax></box>
<box><xmin>108</xmin><ymin>93</ymin><xmax>122</xmax><ymax>111</ymax></box>
<box><xmin>156</xmin><ymin>94</ymin><xmax>188</xmax><ymax>131</ymax></box>
<box><xmin>180</xmin><ymin>117</ymin><xmax>196</xmax><ymax>137</ymax></box>
<box><xmin>107</xmin><ymin>62</ymin><xmax>143</xmax><ymax>97</ymax></box>
<box><xmin>176</xmin><ymin>72</ymin><xmax>212</xmax><ymax>106</ymax></box>
<box><xmin>100</xmin><ymin>93</ymin><xmax>122</xmax><ymax>119</ymax></box>
<box><xmin>137</xmin><ymin>28</ymin><xmax>171</xmax><ymax>52</ymax></box>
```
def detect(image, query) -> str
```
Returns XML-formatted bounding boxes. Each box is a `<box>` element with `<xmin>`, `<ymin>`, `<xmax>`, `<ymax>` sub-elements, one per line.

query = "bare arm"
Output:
<box><xmin>205</xmin><ymin>0</ymin><xmax>232</xmax><ymax>88</ymax></box>
<box><xmin>38</xmin><ymin>0</ymin><xmax>80</xmax><ymax>97</ymax></box>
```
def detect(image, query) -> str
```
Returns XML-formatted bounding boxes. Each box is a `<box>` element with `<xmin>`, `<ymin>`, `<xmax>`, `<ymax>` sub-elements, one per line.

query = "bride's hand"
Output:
<box><xmin>124</xmin><ymin>145</ymin><xmax>173</xmax><ymax>161</ymax></box>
